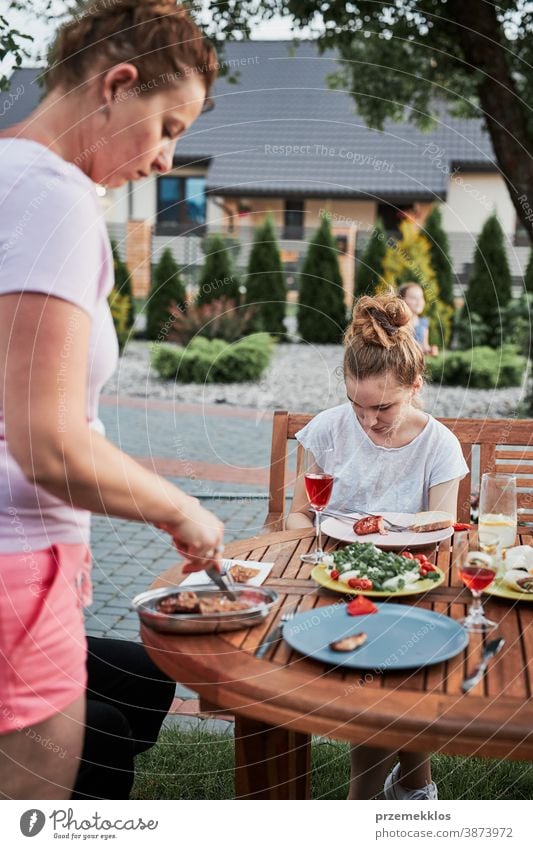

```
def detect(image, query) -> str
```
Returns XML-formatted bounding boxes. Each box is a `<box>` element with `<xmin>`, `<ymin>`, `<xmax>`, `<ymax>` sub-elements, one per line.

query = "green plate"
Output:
<box><xmin>483</xmin><ymin>581</ymin><xmax>533</xmax><ymax>602</ymax></box>
<box><xmin>311</xmin><ymin>564</ymin><xmax>445</xmax><ymax>598</ymax></box>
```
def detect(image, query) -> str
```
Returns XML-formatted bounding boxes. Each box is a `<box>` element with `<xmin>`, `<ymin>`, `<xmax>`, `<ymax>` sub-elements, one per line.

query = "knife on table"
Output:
<box><xmin>461</xmin><ymin>637</ymin><xmax>505</xmax><ymax>692</ymax></box>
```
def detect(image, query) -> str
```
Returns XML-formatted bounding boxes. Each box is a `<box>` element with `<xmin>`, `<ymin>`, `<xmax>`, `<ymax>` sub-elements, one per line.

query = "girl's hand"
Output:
<box><xmin>156</xmin><ymin>497</ymin><xmax>224</xmax><ymax>573</ymax></box>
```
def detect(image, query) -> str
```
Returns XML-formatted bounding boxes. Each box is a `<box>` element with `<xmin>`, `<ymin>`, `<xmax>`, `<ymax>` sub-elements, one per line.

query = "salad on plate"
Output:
<box><xmin>318</xmin><ymin>542</ymin><xmax>442</xmax><ymax>595</ymax></box>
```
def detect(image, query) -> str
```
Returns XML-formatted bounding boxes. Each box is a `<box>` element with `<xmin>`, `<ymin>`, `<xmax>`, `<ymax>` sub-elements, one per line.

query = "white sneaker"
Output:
<box><xmin>383</xmin><ymin>762</ymin><xmax>438</xmax><ymax>800</ymax></box>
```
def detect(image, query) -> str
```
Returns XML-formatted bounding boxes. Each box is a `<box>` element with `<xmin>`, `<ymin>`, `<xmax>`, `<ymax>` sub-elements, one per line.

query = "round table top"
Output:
<box><xmin>141</xmin><ymin>527</ymin><xmax>533</xmax><ymax>759</ymax></box>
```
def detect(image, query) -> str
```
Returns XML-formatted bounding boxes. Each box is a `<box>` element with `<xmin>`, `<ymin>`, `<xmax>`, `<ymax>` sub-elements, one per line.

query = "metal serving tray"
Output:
<box><xmin>132</xmin><ymin>584</ymin><xmax>279</xmax><ymax>634</ymax></box>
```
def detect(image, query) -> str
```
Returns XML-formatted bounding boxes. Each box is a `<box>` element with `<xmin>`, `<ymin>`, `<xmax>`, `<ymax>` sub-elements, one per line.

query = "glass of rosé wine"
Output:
<box><xmin>454</xmin><ymin>530</ymin><xmax>498</xmax><ymax>632</ymax></box>
<box><xmin>300</xmin><ymin>446</ymin><xmax>335</xmax><ymax>565</ymax></box>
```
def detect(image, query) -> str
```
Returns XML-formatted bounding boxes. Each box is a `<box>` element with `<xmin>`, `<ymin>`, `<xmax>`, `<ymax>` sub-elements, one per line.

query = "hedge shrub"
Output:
<box><xmin>425</xmin><ymin>345</ymin><xmax>526</xmax><ymax>389</ymax></box>
<box><xmin>455</xmin><ymin>295</ymin><xmax>533</xmax><ymax>357</ymax></box>
<box><xmin>151</xmin><ymin>333</ymin><xmax>273</xmax><ymax>383</ymax></box>
<box><xmin>167</xmin><ymin>298</ymin><xmax>256</xmax><ymax>344</ymax></box>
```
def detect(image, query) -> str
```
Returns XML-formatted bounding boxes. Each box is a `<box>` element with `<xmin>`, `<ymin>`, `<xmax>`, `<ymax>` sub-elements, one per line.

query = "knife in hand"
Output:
<box><xmin>461</xmin><ymin>637</ymin><xmax>505</xmax><ymax>692</ymax></box>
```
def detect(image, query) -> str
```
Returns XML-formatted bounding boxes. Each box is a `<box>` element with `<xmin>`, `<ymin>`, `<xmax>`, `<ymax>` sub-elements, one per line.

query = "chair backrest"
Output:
<box><xmin>265</xmin><ymin>411</ymin><xmax>533</xmax><ymax>531</ymax></box>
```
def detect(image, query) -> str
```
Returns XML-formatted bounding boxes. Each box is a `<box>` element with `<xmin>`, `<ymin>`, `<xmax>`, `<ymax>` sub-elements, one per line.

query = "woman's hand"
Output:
<box><xmin>156</xmin><ymin>496</ymin><xmax>225</xmax><ymax>573</ymax></box>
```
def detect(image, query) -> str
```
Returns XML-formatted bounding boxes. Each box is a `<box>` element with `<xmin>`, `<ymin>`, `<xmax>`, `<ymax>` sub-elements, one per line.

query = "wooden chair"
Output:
<box><xmin>265</xmin><ymin>411</ymin><xmax>533</xmax><ymax>531</ymax></box>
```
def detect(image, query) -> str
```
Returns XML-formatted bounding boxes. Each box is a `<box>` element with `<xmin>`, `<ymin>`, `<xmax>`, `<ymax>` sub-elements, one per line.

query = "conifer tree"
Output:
<box><xmin>146</xmin><ymin>248</ymin><xmax>187</xmax><ymax>341</ymax></box>
<box><xmin>464</xmin><ymin>214</ymin><xmax>512</xmax><ymax>340</ymax></box>
<box><xmin>354</xmin><ymin>218</ymin><xmax>387</xmax><ymax>298</ymax></box>
<box><xmin>196</xmin><ymin>234</ymin><xmax>240</xmax><ymax>305</ymax></box>
<box><xmin>245</xmin><ymin>215</ymin><xmax>287</xmax><ymax>334</ymax></box>
<box><xmin>297</xmin><ymin>217</ymin><xmax>347</xmax><ymax>344</ymax></box>
<box><xmin>423</xmin><ymin>206</ymin><xmax>455</xmax><ymax>307</ymax></box>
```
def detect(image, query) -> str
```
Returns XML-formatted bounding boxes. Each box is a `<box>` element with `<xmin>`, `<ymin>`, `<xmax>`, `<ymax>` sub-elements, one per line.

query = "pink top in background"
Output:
<box><xmin>0</xmin><ymin>139</ymin><xmax>118</xmax><ymax>553</ymax></box>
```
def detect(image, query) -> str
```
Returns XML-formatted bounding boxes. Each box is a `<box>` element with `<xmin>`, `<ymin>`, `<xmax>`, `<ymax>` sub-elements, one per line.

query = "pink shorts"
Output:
<box><xmin>0</xmin><ymin>543</ymin><xmax>91</xmax><ymax>734</ymax></box>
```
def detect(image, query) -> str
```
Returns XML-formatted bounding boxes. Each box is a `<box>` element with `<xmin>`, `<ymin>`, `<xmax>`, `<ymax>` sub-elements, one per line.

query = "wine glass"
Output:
<box><xmin>478</xmin><ymin>473</ymin><xmax>517</xmax><ymax>563</ymax></box>
<box><xmin>454</xmin><ymin>530</ymin><xmax>498</xmax><ymax>632</ymax></box>
<box><xmin>300</xmin><ymin>446</ymin><xmax>334</xmax><ymax>564</ymax></box>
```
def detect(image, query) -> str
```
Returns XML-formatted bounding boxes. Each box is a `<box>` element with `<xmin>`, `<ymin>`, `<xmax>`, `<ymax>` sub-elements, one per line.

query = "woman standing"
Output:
<box><xmin>0</xmin><ymin>1</ymin><xmax>223</xmax><ymax>799</ymax></box>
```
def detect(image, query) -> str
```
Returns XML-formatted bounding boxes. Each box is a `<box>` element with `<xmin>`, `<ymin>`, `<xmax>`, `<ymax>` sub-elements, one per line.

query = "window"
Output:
<box><xmin>376</xmin><ymin>203</ymin><xmax>414</xmax><ymax>235</ymax></box>
<box><xmin>284</xmin><ymin>199</ymin><xmax>304</xmax><ymax>239</ymax></box>
<box><xmin>157</xmin><ymin>176</ymin><xmax>207</xmax><ymax>234</ymax></box>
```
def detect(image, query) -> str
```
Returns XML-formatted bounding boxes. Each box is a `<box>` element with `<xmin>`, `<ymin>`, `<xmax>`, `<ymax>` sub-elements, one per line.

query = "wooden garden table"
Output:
<box><xmin>141</xmin><ymin>528</ymin><xmax>533</xmax><ymax>799</ymax></box>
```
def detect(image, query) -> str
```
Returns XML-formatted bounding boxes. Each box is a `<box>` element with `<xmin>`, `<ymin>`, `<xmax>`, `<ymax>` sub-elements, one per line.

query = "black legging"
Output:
<box><xmin>72</xmin><ymin>636</ymin><xmax>175</xmax><ymax>800</ymax></box>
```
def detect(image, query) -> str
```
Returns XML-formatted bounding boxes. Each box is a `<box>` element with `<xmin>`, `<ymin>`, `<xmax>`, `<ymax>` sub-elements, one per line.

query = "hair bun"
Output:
<box><xmin>350</xmin><ymin>292</ymin><xmax>412</xmax><ymax>350</ymax></box>
<box><xmin>382</xmin><ymin>298</ymin><xmax>412</xmax><ymax>329</ymax></box>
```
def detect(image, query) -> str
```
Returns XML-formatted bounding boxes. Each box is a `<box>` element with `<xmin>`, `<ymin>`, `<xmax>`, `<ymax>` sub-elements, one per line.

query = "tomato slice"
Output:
<box><xmin>453</xmin><ymin>523</ymin><xmax>471</xmax><ymax>531</ymax></box>
<box><xmin>330</xmin><ymin>569</ymin><xmax>340</xmax><ymax>581</ymax></box>
<box><xmin>348</xmin><ymin>577</ymin><xmax>374</xmax><ymax>590</ymax></box>
<box><xmin>401</xmin><ymin>551</ymin><xmax>415</xmax><ymax>559</ymax></box>
<box><xmin>347</xmin><ymin>595</ymin><xmax>378</xmax><ymax>616</ymax></box>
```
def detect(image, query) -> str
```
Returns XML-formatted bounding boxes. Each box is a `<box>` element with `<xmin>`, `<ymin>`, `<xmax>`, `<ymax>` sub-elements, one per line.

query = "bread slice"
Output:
<box><xmin>411</xmin><ymin>510</ymin><xmax>453</xmax><ymax>533</ymax></box>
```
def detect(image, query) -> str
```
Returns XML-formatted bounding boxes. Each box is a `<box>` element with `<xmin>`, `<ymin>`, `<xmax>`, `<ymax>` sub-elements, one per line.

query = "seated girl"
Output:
<box><xmin>286</xmin><ymin>292</ymin><xmax>468</xmax><ymax>800</ymax></box>
<box><xmin>398</xmin><ymin>281</ymin><xmax>438</xmax><ymax>356</ymax></box>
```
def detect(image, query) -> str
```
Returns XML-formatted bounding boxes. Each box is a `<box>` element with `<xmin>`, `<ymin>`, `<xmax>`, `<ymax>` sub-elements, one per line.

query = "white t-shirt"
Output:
<box><xmin>295</xmin><ymin>403</ymin><xmax>469</xmax><ymax>514</ymax></box>
<box><xmin>0</xmin><ymin>139</ymin><xmax>117</xmax><ymax>552</ymax></box>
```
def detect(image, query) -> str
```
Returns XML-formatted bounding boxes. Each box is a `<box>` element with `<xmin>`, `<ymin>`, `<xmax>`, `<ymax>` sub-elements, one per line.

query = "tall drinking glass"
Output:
<box><xmin>300</xmin><ymin>446</ymin><xmax>334</xmax><ymax>565</ymax></box>
<box><xmin>478</xmin><ymin>473</ymin><xmax>517</xmax><ymax>565</ymax></box>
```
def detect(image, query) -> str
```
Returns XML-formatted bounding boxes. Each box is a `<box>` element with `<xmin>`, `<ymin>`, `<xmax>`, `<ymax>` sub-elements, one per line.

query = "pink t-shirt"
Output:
<box><xmin>0</xmin><ymin>139</ymin><xmax>118</xmax><ymax>552</ymax></box>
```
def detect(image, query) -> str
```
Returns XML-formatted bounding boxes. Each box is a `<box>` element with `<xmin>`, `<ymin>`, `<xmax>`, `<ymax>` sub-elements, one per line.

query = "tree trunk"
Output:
<box><xmin>448</xmin><ymin>0</ymin><xmax>533</xmax><ymax>241</ymax></box>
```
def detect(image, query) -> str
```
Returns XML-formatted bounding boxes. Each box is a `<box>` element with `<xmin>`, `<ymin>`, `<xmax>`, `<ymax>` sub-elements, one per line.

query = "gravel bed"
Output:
<box><xmin>104</xmin><ymin>340</ymin><xmax>528</xmax><ymax>419</ymax></box>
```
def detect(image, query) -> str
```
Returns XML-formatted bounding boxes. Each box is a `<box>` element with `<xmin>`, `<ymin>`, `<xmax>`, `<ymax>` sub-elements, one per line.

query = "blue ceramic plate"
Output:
<box><xmin>283</xmin><ymin>603</ymin><xmax>468</xmax><ymax>671</ymax></box>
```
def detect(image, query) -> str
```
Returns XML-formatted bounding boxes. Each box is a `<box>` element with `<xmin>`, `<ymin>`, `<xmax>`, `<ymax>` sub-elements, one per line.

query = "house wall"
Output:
<box><xmin>102</xmin><ymin>185</ymin><xmax>129</xmax><ymax>224</ymax></box>
<box><xmin>442</xmin><ymin>172</ymin><xmax>516</xmax><ymax>235</ymax></box>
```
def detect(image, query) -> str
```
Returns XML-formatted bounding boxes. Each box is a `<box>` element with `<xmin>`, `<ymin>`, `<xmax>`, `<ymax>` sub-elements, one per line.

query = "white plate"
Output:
<box><xmin>180</xmin><ymin>559</ymin><xmax>274</xmax><ymax>587</ymax></box>
<box><xmin>321</xmin><ymin>512</ymin><xmax>453</xmax><ymax>549</ymax></box>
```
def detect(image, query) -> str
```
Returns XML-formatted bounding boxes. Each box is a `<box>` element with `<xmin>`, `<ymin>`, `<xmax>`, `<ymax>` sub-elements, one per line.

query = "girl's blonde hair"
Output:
<box><xmin>344</xmin><ymin>292</ymin><xmax>425</xmax><ymax>385</ymax></box>
<box><xmin>45</xmin><ymin>0</ymin><xmax>217</xmax><ymax>104</ymax></box>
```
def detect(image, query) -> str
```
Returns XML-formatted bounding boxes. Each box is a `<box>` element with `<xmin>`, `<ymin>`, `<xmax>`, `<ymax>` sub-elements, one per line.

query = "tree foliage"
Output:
<box><xmin>110</xmin><ymin>239</ymin><xmax>134</xmax><ymax>330</ymax></box>
<box><xmin>423</xmin><ymin>206</ymin><xmax>455</xmax><ymax>307</ymax></box>
<box><xmin>297</xmin><ymin>216</ymin><xmax>346</xmax><ymax>344</ymax></box>
<box><xmin>4</xmin><ymin>1</ymin><xmax>533</xmax><ymax>233</ymax></box>
<box><xmin>245</xmin><ymin>215</ymin><xmax>287</xmax><ymax>335</ymax></box>
<box><xmin>524</xmin><ymin>248</ymin><xmax>533</xmax><ymax>295</ymax></box>
<box><xmin>354</xmin><ymin>218</ymin><xmax>387</xmax><ymax>299</ymax></box>
<box><xmin>382</xmin><ymin>218</ymin><xmax>454</xmax><ymax>347</ymax></box>
<box><xmin>146</xmin><ymin>247</ymin><xmax>187</xmax><ymax>341</ymax></box>
<box><xmin>463</xmin><ymin>213</ymin><xmax>512</xmax><ymax>343</ymax></box>
<box><xmin>196</xmin><ymin>1</ymin><xmax>533</xmax><ymax>240</ymax></box>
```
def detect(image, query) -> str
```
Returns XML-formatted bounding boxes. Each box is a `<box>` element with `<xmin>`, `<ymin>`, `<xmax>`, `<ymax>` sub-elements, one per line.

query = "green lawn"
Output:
<box><xmin>132</xmin><ymin>727</ymin><xmax>533</xmax><ymax>800</ymax></box>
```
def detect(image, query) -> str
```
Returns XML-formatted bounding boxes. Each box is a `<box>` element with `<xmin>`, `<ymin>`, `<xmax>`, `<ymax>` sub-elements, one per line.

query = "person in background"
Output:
<box><xmin>287</xmin><ymin>292</ymin><xmax>468</xmax><ymax>799</ymax></box>
<box><xmin>398</xmin><ymin>281</ymin><xmax>438</xmax><ymax>356</ymax></box>
<box><xmin>0</xmin><ymin>0</ymin><xmax>222</xmax><ymax>800</ymax></box>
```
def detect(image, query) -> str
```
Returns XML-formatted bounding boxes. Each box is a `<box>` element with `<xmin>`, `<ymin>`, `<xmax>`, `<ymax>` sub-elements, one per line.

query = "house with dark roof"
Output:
<box><xmin>2</xmin><ymin>42</ymin><xmax>527</xmax><ymax>297</ymax></box>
